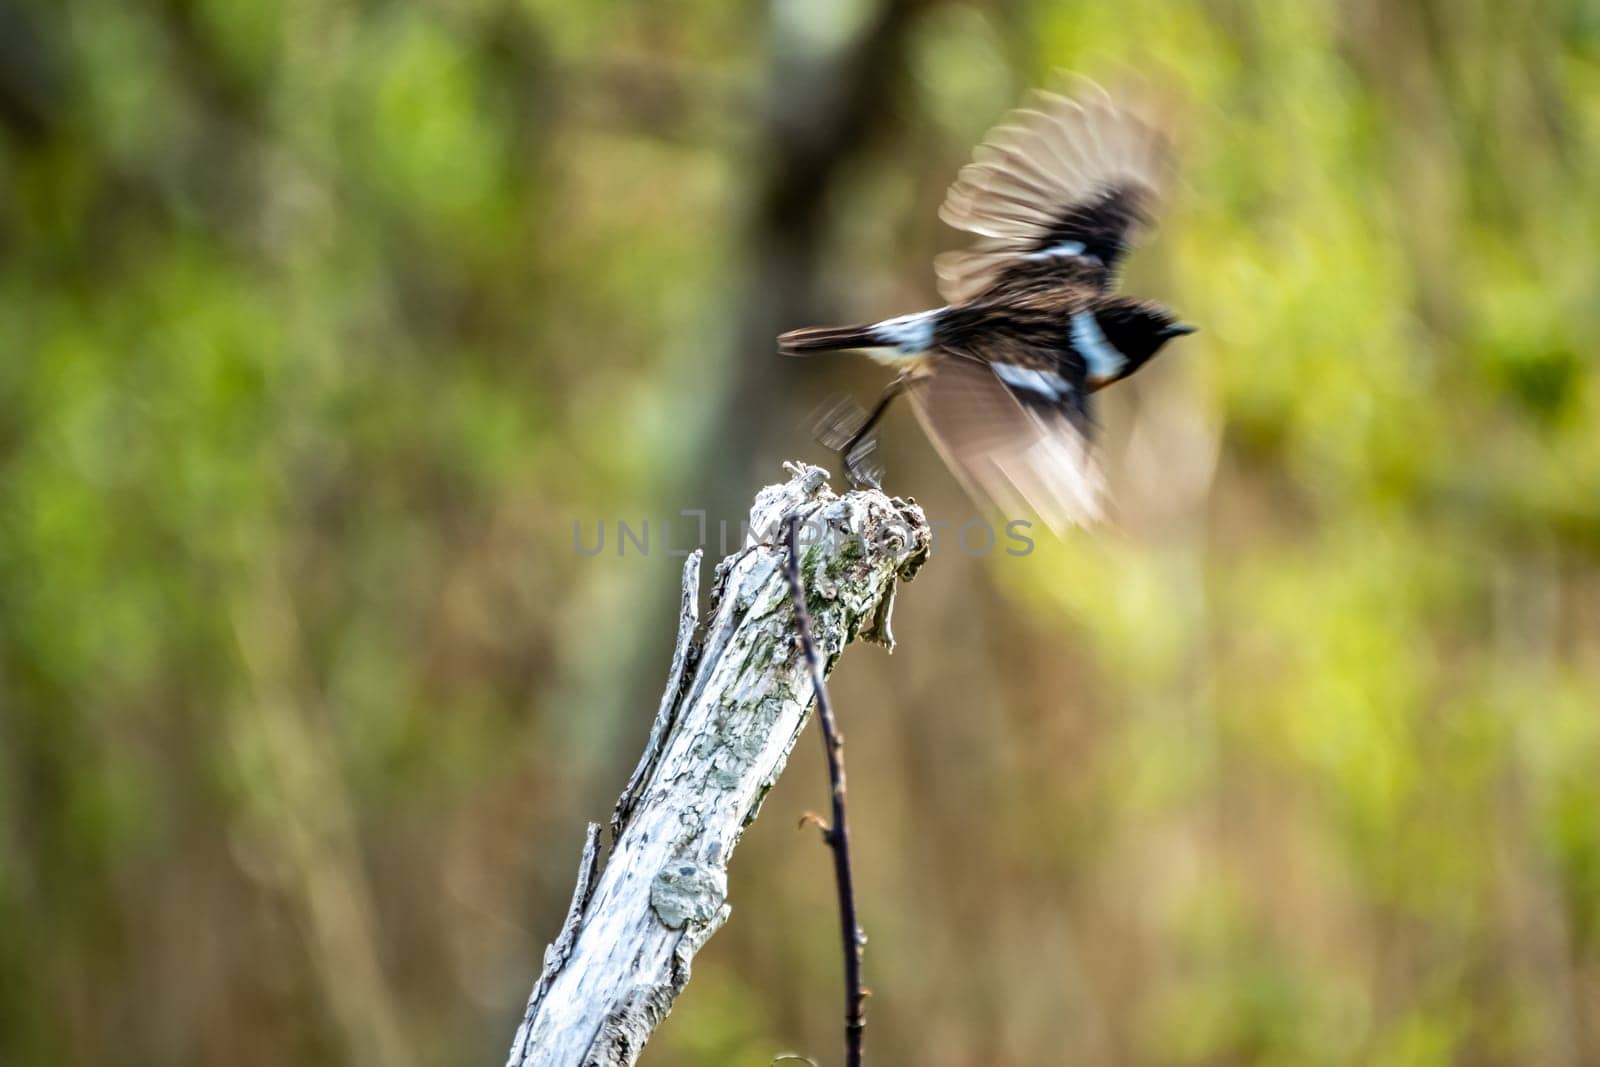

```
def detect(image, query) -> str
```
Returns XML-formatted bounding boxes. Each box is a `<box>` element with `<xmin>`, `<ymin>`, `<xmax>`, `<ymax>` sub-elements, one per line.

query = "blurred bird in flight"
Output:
<box><xmin>778</xmin><ymin>78</ymin><xmax>1194</xmax><ymax>534</ymax></box>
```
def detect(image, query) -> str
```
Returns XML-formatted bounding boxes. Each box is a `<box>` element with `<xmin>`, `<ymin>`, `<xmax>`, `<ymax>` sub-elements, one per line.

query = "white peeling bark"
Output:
<box><xmin>507</xmin><ymin>463</ymin><xmax>930</xmax><ymax>1067</ymax></box>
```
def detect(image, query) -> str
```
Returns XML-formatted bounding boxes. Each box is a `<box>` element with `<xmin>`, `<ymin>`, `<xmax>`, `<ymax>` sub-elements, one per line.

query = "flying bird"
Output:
<box><xmin>778</xmin><ymin>80</ymin><xmax>1194</xmax><ymax>533</ymax></box>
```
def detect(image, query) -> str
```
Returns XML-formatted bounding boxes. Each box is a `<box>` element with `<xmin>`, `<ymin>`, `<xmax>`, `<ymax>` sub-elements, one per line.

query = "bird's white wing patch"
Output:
<box><xmin>1070</xmin><ymin>310</ymin><xmax>1126</xmax><ymax>380</ymax></box>
<box><xmin>1022</xmin><ymin>240</ymin><xmax>1088</xmax><ymax>261</ymax></box>
<box><xmin>992</xmin><ymin>362</ymin><xmax>1074</xmax><ymax>401</ymax></box>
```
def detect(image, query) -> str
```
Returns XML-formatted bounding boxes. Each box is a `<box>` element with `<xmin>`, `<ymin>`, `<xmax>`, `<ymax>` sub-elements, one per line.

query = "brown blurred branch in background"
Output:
<box><xmin>702</xmin><ymin>0</ymin><xmax>936</xmax><ymax>506</ymax></box>
<box><xmin>783</xmin><ymin>512</ymin><xmax>868</xmax><ymax>1067</ymax></box>
<box><xmin>506</xmin><ymin>465</ymin><xmax>927</xmax><ymax>1067</ymax></box>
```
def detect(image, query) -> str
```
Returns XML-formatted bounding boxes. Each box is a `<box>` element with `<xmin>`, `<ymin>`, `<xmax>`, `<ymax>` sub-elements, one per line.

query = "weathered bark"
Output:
<box><xmin>507</xmin><ymin>464</ymin><xmax>929</xmax><ymax>1066</ymax></box>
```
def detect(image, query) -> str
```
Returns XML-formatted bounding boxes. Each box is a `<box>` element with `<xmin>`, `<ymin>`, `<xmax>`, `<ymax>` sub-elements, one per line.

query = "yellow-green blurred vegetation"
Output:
<box><xmin>2</xmin><ymin>0</ymin><xmax>1599</xmax><ymax>1064</ymax></box>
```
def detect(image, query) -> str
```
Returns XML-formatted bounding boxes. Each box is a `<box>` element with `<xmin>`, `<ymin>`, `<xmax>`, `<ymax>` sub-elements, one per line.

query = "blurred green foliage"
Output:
<box><xmin>1</xmin><ymin>0</ymin><xmax>1598</xmax><ymax>1064</ymax></box>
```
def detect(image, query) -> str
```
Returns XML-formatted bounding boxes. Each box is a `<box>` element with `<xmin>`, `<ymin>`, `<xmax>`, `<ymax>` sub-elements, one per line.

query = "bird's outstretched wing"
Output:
<box><xmin>935</xmin><ymin>80</ymin><xmax>1171</xmax><ymax>304</ymax></box>
<box><xmin>907</xmin><ymin>346</ymin><xmax>1106</xmax><ymax>535</ymax></box>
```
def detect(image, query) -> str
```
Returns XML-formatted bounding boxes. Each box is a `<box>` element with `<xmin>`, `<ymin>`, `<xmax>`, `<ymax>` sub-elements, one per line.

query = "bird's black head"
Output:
<box><xmin>1094</xmin><ymin>299</ymin><xmax>1196</xmax><ymax>373</ymax></box>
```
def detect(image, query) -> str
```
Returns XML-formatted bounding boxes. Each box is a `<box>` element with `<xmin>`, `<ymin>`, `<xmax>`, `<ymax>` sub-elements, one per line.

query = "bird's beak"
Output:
<box><xmin>1165</xmin><ymin>323</ymin><xmax>1197</xmax><ymax>337</ymax></box>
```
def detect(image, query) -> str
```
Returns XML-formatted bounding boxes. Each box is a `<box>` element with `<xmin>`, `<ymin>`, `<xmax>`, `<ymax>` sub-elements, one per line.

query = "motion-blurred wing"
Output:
<box><xmin>935</xmin><ymin>80</ymin><xmax>1171</xmax><ymax>304</ymax></box>
<box><xmin>907</xmin><ymin>350</ymin><xmax>1106</xmax><ymax>535</ymax></box>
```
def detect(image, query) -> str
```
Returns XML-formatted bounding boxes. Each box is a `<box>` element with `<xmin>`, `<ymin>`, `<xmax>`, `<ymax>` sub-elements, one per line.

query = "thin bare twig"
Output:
<box><xmin>783</xmin><ymin>512</ymin><xmax>867</xmax><ymax>1067</ymax></box>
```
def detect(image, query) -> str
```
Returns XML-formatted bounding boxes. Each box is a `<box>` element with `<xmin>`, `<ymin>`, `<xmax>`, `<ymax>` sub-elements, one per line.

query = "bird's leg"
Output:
<box><xmin>811</xmin><ymin>395</ymin><xmax>869</xmax><ymax>452</ymax></box>
<box><xmin>811</xmin><ymin>396</ymin><xmax>880</xmax><ymax>488</ymax></box>
<box><xmin>840</xmin><ymin>377</ymin><xmax>906</xmax><ymax>456</ymax></box>
<box><xmin>837</xmin><ymin>376</ymin><xmax>908</xmax><ymax>490</ymax></box>
<box><xmin>841</xmin><ymin>436</ymin><xmax>884</xmax><ymax>491</ymax></box>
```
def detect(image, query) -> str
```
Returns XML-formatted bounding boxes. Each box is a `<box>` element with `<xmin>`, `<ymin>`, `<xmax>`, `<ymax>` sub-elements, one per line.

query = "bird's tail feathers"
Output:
<box><xmin>776</xmin><ymin>324</ymin><xmax>883</xmax><ymax>356</ymax></box>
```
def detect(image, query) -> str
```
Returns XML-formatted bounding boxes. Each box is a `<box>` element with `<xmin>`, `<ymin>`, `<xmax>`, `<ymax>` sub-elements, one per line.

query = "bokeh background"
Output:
<box><xmin>3</xmin><ymin>0</ymin><xmax>1599</xmax><ymax>1063</ymax></box>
